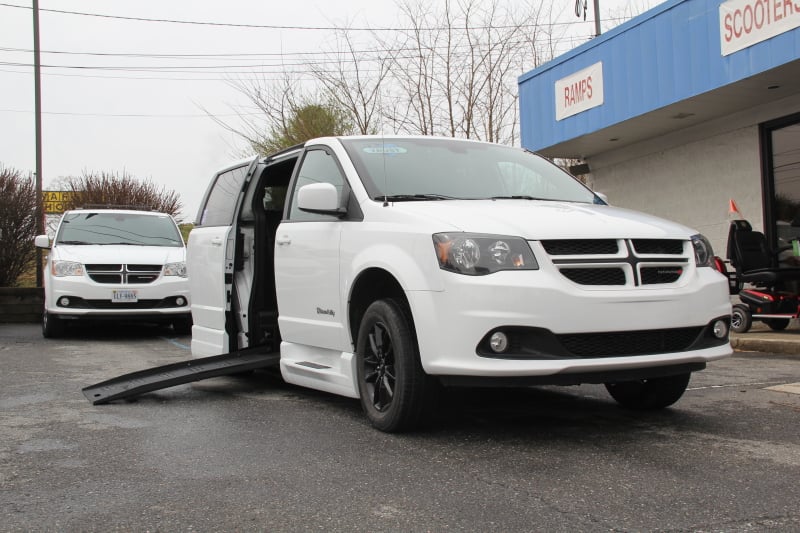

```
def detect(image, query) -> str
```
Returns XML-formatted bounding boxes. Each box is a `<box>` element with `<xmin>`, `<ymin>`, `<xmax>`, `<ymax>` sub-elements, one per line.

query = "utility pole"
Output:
<box><xmin>33</xmin><ymin>0</ymin><xmax>44</xmax><ymax>287</ymax></box>
<box><xmin>575</xmin><ymin>0</ymin><xmax>602</xmax><ymax>37</ymax></box>
<box><xmin>593</xmin><ymin>0</ymin><xmax>601</xmax><ymax>36</ymax></box>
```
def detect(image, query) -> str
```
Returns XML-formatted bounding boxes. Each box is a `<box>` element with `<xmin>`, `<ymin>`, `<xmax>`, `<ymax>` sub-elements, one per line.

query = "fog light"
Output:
<box><xmin>489</xmin><ymin>331</ymin><xmax>509</xmax><ymax>353</ymax></box>
<box><xmin>59</xmin><ymin>297</ymin><xmax>70</xmax><ymax>307</ymax></box>
<box><xmin>713</xmin><ymin>319</ymin><xmax>728</xmax><ymax>339</ymax></box>
<box><xmin>175</xmin><ymin>296</ymin><xmax>186</xmax><ymax>306</ymax></box>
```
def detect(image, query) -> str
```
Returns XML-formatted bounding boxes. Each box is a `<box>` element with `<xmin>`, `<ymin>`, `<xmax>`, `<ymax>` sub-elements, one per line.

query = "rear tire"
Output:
<box><xmin>172</xmin><ymin>316</ymin><xmax>192</xmax><ymax>335</ymax></box>
<box><xmin>605</xmin><ymin>372</ymin><xmax>691</xmax><ymax>410</ymax></box>
<box><xmin>731</xmin><ymin>304</ymin><xmax>752</xmax><ymax>333</ymax></box>
<box><xmin>355</xmin><ymin>299</ymin><xmax>433</xmax><ymax>432</ymax></box>
<box><xmin>42</xmin><ymin>311</ymin><xmax>65</xmax><ymax>339</ymax></box>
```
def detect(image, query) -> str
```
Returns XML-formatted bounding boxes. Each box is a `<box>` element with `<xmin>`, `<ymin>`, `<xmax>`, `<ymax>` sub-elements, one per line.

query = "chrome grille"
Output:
<box><xmin>545</xmin><ymin>239</ymin><xmax>689</xmax><ymax>287</ymax></box>
<box><xmin>541</xmin><ymin>239</ymin><xmax>618</xmax><ymax>255</ymax></box>
<box><xmin>560</xmin><ymin>268</ymin><xmax>626</xmax><ymax>286</ymax></box>
<box><xmin>85</xmin><ymin>264</ymin><xmax>162</xmax><ymax>284</ymax></box>
<box><xmin>641</xmin><ymin>266</ymin><xmax>684</xmax><ymax>284</ymax></box>
<box><xmin>631</xmin><ymin>239</ymin><xmax>684</xmax><ymax>255</ymax></box>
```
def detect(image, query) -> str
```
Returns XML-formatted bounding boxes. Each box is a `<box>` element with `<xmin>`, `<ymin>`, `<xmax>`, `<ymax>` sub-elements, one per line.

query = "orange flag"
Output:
<box><xmin>728</xmin><ymin>198</ymin><xmax>742</xmax><ymax>218</ymax></box>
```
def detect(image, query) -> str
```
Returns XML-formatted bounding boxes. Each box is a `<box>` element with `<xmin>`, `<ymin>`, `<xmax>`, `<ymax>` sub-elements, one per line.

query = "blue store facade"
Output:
<box><xmin>518</xmin><ymin>0</ymin><xmax>800</xmax><ymax>257</ymax></box>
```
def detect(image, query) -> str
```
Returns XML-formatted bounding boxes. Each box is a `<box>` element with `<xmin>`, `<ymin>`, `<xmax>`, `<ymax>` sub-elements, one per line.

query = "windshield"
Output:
<box><xmin>341</xmin><ymin>137</ymin><xmax>600</xmax><ymax>203</ymax></box>
<box><xmin>55</xmin><ymin>212</ymin><xmax>184</xmax><ymax>247</ymax></box>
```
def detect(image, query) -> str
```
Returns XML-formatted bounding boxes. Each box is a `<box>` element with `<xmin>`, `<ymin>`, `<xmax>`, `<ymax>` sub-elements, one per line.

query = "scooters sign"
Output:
<box><xmin>720</xmin><ymin>0</ymin><xmax>800</xmax><ymax>56</ymax></box>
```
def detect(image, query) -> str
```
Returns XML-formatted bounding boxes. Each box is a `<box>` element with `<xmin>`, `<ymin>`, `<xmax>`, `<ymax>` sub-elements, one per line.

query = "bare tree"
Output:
<box><xmin>0</xmin><ymin>165</ymin><xmax>37</xmax><ymax>287</ymax></box>
<box><xmin>211</xmin><ymin>72</ymin><xmax>356</xmax><ymax>155</ymax></box>
<box><xmin>221</xmin><ymin>0</ymin><xmax>557</xmax><ymax>148</ymax></box>
<box><xmin>61</xmin><ymin>171</ymin><xmax>182</xmax><ymax>217</ymax></box>
<box><xmin>311</xmin><ymin>30</ymin><xmax>392</xmax><ymax>135</ymax></box>
<box><xmin>386</xmin><ymin>0</ymin><xmax>552</xmax><ymax>144</ymax></box>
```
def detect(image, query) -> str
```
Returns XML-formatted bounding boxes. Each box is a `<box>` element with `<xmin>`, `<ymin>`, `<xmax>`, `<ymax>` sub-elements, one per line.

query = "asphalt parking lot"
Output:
<box><xmin>2</xmin><ymin>322</ymin><xmax>800</xmax><ymax>532</ymax></box>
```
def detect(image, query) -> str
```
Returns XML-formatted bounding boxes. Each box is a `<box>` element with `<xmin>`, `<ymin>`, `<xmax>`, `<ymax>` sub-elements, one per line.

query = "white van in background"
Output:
<box><xmin>35</xmin><ymin>208</ymin><xmax>191</xmax><ymax>338</ymax></box>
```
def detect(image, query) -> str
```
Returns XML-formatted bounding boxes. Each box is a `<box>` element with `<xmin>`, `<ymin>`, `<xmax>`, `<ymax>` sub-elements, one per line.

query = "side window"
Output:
<box><xmin>288</xmin><ymin>149</ymin><xmax>347</xmax><ymax>222</ymax></box>
<box><xmin>199</xmin><ymin>166</ymin><xmax>247</xmax><ymax>226</ymax></box>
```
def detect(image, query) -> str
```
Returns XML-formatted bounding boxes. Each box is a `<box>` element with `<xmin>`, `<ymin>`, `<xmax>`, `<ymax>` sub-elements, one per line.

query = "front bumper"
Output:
<box><xmin>407</xmin><ymin>266</ymin><xmax>732</xmax><ymax>378</ymax></box>
<box><xmin>44</xmin><ymin>275</ymin><xmax>190</xmax><ymax>319</ymax></box>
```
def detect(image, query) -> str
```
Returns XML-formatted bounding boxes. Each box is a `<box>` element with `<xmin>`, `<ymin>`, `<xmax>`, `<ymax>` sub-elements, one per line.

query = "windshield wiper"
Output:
<box><xmin>490</xmin><ymin>195</ymin><xmax>549</xmax><ymax>201</ymax></box>
<box><xmin>99</xmin><ymin>242</ymin><xmax>147</xmax><ymax>246</ymax></box>
<box><xmin>379</xmin><ymin>194</ymin><xmax>459</xmax><ymax>202</ymax></box>
<box><xmin>57</xmin><ymin>240</ymin><xmax>91</xmax><ymax>245</ymax></box>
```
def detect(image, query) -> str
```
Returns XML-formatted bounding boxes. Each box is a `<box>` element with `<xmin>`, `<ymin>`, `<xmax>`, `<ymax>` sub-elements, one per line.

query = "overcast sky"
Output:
<box><xmin>1</xmin><ymin>0</ymin><xmax>647</xmax><ymax>222</ymax></box>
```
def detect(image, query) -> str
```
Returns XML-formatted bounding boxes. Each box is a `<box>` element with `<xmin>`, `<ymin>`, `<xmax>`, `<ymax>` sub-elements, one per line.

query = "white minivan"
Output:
<box><xmin>35</xmin><ymin>208</ymin><xmax>191</xmax><ymax>337</ymax></box>
<box><xmin>188</xmin><ymin>136</ymin><xmax>732</xmax><ymax>432</ymax></box>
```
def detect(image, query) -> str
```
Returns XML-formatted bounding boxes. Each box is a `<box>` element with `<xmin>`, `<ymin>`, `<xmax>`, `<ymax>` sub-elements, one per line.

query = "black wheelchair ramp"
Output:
<box><xmin>82</xmin><ymin>348</ymin><xmax>280</xmax><ymax>405</ymax></box>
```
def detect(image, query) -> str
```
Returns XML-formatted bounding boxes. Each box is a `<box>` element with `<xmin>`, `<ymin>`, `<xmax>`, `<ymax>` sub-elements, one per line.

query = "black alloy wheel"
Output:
<box><xmin>364</xmin><ymin>321</ymin><xmax>395</xmax><ymax>412</ymax></box>
<box><xmin>356</xmin><ymin>298</ymin><xmax>433</xmax><ymax>432</ymax></box>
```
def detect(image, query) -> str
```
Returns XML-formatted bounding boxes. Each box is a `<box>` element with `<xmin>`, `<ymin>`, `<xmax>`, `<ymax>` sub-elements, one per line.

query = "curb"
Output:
<box><xmin>730</xmin><ymin>334</ymin><xmax>800</xmax><ymax>357</ymax></box>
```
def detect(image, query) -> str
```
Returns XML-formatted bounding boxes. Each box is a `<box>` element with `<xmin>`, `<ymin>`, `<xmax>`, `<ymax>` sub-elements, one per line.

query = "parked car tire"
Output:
<box><xmin>731</xmin><ymin>304</ymin><xmax>752</xmax><ymax>334</ymax></box>
<box><xmin>356</xmin><ymin>298</ymin><xmax>433</xmax><ymax>433</ymax></box>
<box><xmin>42</xmin><ymin>311</ymin><xmax>65</xmax><ymax>339</ymax></box>
<box><xmin>172</xmin><ymin>316</ymin><xmax>192</xmax><ymax>335</ymax></box>
<box><xmin>605</xmin><ymin>372</ymin><xmax>691</xmax><ymax>410</ymax></box>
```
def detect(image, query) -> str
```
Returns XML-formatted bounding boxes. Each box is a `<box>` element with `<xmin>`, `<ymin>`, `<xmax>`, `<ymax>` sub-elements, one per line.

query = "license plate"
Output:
<box><xmin>112</xmin><ymin>289</ymin><xmax>138</xmax><ymax>303</ymax></box>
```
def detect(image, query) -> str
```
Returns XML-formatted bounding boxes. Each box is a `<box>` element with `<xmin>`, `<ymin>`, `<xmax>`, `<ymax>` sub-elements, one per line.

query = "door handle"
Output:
<box><xmin>211</xmin><ymin>237</ymin><xmax>223</xmax><ymax>246</ymax></box>
<box><xmin>276</xmin><ymin>236</ymin><xmax>291</xmax><ymax>246</ymax></box>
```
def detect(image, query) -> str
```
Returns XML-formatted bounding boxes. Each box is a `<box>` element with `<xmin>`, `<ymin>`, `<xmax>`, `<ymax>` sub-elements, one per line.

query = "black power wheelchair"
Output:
<box><xmin>719</xmin><ymin>219</ymin><xmax>800</xmax><ymax>333</ymax></box>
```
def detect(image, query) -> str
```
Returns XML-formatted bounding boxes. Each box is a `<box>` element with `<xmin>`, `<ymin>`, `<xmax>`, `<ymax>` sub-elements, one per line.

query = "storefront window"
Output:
<box><xmin>764</xmin><ymin>116</ymin><xmax>800</xmax><ymax>267</ymax></box>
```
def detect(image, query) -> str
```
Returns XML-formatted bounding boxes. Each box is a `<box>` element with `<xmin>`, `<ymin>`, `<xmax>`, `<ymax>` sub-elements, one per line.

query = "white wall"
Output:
<box><xmin>585</xmin><ymin>94</ymin><xmax>800</xmax><ymax>258</ymax></box>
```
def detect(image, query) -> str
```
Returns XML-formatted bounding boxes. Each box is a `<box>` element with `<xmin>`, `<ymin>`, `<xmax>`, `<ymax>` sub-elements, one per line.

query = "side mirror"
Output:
<box><xmin>34</xmin><ymin>235</ymin><xmax>51</xmax><ymax>248</ymax></box>
<box><xmin>297</xmin><ymin>183</ymin><xmax>344</xmax><ymax>216</ymax></box>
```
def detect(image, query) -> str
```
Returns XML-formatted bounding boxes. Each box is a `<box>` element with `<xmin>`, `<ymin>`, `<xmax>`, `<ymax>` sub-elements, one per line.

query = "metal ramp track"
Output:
<box><xmin>82</xmin><ymin>348</ymin><xmax>280</xmax><ymax>405</ymax></box>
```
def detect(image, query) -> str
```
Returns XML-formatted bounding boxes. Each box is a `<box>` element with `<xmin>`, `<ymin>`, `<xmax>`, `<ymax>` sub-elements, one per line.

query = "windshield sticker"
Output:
<box><xmin>362</xmin><ymin>144</ymin><xmax>407</xmax><ymax>155</ymax></box>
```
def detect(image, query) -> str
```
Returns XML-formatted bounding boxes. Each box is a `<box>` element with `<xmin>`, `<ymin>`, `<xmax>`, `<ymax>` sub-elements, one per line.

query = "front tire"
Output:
<box><xmin>605</xmin><ymin>372</ymin><xmax>691</xmax><ymax>410</ymax></box>
<box><xmin>42</xmin><ymin>311</ymin><xmax>65</xmax><ymax>338</ymax></box>
<box><xmin>355</xmin><ymin>299</ymin><xmax>432</xmax><ymax>432</ymax></box>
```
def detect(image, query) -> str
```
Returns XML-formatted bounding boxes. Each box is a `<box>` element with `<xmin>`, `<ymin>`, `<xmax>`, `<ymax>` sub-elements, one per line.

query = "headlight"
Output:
<box><xmin>433</xmin><ymin>233</ymin><xmax>538</xmax><ymax>275</ymax></box>
<box><xmin>51</xmin><ymin>260</ymin><xmax>83</xmax><ymax>277</ymax></box>
<box><xmin>164</xmin><ymin>261</ymin><xmax>188</xmax><ymax>277</ymax></box>
<box><xmin>691</xmin><ymin>234</ymin><xmax>714</xmax><ymax>267</ymax></box>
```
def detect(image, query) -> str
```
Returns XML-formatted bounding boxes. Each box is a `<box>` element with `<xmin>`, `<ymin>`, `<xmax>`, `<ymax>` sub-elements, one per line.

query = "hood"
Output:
<box><xmin>388</xmin><ymin>200</ymin><xmax>697</xmax><ymax>239</ymax></box>
<box><xmin>52</xmin><ymin>245</ymin><xmax>186</xmax><ymax>265</ymax></box>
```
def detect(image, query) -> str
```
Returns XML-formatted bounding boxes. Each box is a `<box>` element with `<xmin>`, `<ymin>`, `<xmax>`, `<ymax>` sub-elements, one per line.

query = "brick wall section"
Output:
<box><xmin>0</xmin><ymin>288</ymin><xmax>43</xmax><ymax>323</ymax></box>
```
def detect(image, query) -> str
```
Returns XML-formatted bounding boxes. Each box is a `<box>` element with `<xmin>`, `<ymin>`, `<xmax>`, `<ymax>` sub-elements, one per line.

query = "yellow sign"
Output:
<box><xmin>42</xmin><ymin>191</ymin><xmax>77</xmax><ymax>214</ymax></box>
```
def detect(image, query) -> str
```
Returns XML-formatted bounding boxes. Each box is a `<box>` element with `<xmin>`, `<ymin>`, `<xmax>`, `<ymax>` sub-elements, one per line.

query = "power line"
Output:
<box><xmin>0</xmin><ymin>61</ymin><xmax>392</xmax><ymax>76</ymax></box>
<box><xmin>0</xmin><ymin>107</ymin><xmax>263</xmax><ymax>118</ymax></box>
<box><xmin>0</xmin><ymin>34</ymin><xmax>597</xmax><ymax>60</ymax></box>
<box><xmin>0</xmin><ymin>2</ymin><xmax>627</xmax><ymax>32</ymax></box>
<box><xmin>0</xmin><ymin>67</ymin><xmax>316</xmax><ymax>83</ymax></box>
<box><xmin>0</xmin><ymin>67</ymin><xmax>318</xmax><ymax>82</ymax></box>
<box><xmin>0</xmin><ymin>39</ymin><xmax>595</xmax><ymax>75</ymax></box>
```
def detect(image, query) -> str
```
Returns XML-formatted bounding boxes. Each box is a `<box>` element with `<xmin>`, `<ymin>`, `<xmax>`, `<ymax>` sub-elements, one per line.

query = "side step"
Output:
<box><xmin>82</xmin><ymin>348</ymin><xmax>280</xmax><ymax>405</ymax></box>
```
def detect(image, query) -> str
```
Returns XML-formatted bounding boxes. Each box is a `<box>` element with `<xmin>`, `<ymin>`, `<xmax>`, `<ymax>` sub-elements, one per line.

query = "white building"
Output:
<box><xmin>518</xmin><ymin>0</ymin><xmax>800</xmax><ymax>260</ymax></box>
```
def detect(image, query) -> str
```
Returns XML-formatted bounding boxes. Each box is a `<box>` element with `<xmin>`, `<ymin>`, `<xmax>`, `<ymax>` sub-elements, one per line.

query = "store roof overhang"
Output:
<box><xmin>538</xmin><ymin>60</ymin><xmax>800</xmax><ymax>160</ymax></box>
<box><xmin>518</xmin><ymin>0</ymin><xmax>800</xmax><ymax>162</ymax></box>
